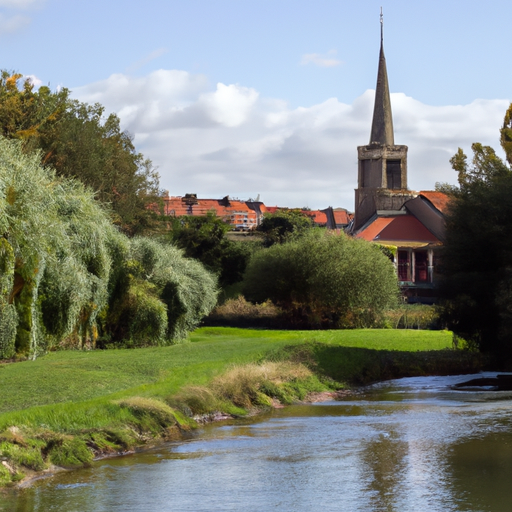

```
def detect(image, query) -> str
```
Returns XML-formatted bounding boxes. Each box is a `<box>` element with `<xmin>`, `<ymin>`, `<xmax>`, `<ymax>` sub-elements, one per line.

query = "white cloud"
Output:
<box><xmin>0</xmin><ymin>0</ymin><xmax>42</xmax><ymax>8</ymax></box>
<box><xmin>0</xmin><ymin>12</ymin><xmax>28</xmax><ymax>33</ymax></box>
<box><xmin>0</xmin><ymin>0</ymin><xmax>44</xmax><ymax>35</ymax></box>
<box><xmin>73</xmin><ymin>70</ymin><xmax>509</xmax><ymax>210</ymax></box>
<box><xmin>198</xmin><ymin>83</ymin><xmax>259</xmax><ymax>127</ymax></box>
<box><xmin>300</xmin><ymin>50</ymin><xmax>342</xmax><ymax>68</ymax></box>
<box><xmin>23</xmin><ymin>74</ymin><xmax>41</xmax><ymax>86</ymax></box>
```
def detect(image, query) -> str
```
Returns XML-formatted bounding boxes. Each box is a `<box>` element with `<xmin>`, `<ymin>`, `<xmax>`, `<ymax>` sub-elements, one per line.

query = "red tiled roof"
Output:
<box><xmin>304</xmin><ymin>210</ymin><xmax>328</xmax><ymax>225</ymax></box>
<box><xmin>333</xmin><ymin>209</ymin><xmax>353</xmax><ymax>225</ymax></box>
<box><xmin>419</xmin><ymin>191</ymin><xmax>451</xmax><ymax>214</ymax></box>
<box><xmin>356</xmin><ymin>217</ymin><xmax>394</xmax><ymax>242</ymax></box>
<box><xmin>160</xmin><ymin>196</ymin><xmax>352</xmax><ymax>230</ymax></box>
<box><xmin>356</xmin><ymin>214</ymin><xmax>441</xmax><ymax>244</ymax></box>
<box><xmin>162</xmin><ymin>196</ymin><xmax>258</xmax><ymax>229</ymax></box>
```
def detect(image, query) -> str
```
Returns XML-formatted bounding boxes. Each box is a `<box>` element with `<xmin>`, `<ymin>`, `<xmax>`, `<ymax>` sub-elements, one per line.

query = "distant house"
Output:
<box><xmin>162</xmin><ymin>193</ymin><xmax>263</xmax><ymax>231</ymax></box>
<box><xmin>349</xmin><ymin>21</ymin><xmax>449</xmax><ymax>303</ymax></box>
<box><xmin>161</xmin><ymin>193</ymin><xmax>353</xmax><ymax>232</ymax></box>
<box><xmin>263</xmin><ymin>206</ymin><xmax>353</xmax><ymax>230</ymax></box>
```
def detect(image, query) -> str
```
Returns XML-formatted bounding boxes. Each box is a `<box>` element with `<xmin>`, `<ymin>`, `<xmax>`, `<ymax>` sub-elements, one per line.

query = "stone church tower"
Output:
<box><xmin>354</xmin><ymin>13</ymin><xmax>415</xmax><ymax>231</ymax></box>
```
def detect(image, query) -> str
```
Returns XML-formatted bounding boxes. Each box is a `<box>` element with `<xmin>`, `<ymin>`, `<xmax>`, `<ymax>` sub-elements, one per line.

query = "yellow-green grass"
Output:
<box><xmin>0</xmin><ymin>328</ymin><xmax>452</xmax><ymax>415</ymax></box>
<box><xmin>0</xmin><ymin>327</ymin><xmax>485</xmax><ymax>486</ymax></box>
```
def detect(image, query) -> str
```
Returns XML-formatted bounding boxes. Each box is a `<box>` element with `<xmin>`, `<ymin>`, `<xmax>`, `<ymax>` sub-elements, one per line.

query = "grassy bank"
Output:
<box><xmin>0</xmin><ymin>327</ymin><xmax>484</xmax><ymax>486</ymax></box>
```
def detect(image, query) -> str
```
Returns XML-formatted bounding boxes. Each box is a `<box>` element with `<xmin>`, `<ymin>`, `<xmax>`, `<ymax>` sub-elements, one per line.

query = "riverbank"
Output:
<box><xmin>0</xmin><ymin>327</ymin><xmax>485</xmax><ymax>488</ymax></box>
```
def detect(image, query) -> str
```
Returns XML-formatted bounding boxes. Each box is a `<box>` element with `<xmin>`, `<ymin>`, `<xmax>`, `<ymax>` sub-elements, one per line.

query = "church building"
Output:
<box><xmin>350</xmin><ymin>14</ymin><xmax>448</xmax><ymax>303</ymax></box>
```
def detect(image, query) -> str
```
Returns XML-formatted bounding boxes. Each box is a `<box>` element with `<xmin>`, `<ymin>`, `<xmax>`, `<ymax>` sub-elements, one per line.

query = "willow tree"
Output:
<box><xmin>106</xmin><ymin>237</ymin><xmax>218</xmax><ymax>346</ymax></box>
<box><xmin>0</xmin><ymin>137</ymin><xmax>120</xmax><ymax>358</ymax></box>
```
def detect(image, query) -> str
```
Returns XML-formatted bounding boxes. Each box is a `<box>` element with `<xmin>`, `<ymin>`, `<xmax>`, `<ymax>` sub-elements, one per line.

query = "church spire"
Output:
<box><xmin>369</xmin><ymin>8</ymin><xmax>394</xmax><ymax>145</ymax></box>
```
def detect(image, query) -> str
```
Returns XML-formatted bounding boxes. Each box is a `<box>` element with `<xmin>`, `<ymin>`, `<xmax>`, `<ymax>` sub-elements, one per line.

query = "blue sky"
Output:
<box><xmin>1</xmin><ymin>0</ymin><xmax>510</xmax><ymax>209</ymax></box>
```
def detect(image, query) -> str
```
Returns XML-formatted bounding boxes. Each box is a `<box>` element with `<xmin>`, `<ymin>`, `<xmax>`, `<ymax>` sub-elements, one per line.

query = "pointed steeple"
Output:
<box><xmin>369</xmin><ymin>10</ymin><xmax>394</xmax><ymax>145</ymax></box>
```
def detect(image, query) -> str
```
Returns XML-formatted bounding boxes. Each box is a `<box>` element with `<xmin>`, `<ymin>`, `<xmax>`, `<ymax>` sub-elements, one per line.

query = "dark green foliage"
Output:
<box><xmin>39</xmin><ymin>101</ymin><xmax>163</xmax><ymax>236</ymax></box>
<box><xmin>257</xmin><ymin>209</ymin><xmax>315</xmax><ymax>247</ymax></box>
<box><xmin>243</xmin><ymin>231</ymin><xmax>399</xmax><ymax>328</ymax></box>
<box><xmin>440</xmin><ymin>171</ymin><xmax>512</xmax><ymax>355</ymax></box>
<box><xmin>107</xmin><ymin>280</ymin><xmax>168</xmax><ymax>347</ymax></box>
<box><xmin>168</xmin><ymin>212</ymin><xmax>251</xmax><ymax>287</ymax></box>
<box><xmin>441</xmin><ymin>103</ymin><xmax>512</xmax><ymax>358</ymax></box>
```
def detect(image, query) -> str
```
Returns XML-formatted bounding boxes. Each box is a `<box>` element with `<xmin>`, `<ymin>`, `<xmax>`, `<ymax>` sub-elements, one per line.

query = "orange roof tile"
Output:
<box><xmin>333</xmin><ymin>209</ymin><xmax>353</xmax><ymax>225</ymax></box>
<box><xmin>304</xmin><ymin>210</ymin><xmax>328</xmax><ymax>225</ymax></box>
<box><xmin>356</xmin><ymin>217</ymin><xmax>395</xmax><ymax>241</ymax></box>
<box><xmin>356</xmin><ymin>215</ymin><xmax>441</xmax><ymax>244</ymax></box>
<box><xmin>419</xmin><ymin>191</ymin><xmax>451</xmax><ymax>214</ymax></box>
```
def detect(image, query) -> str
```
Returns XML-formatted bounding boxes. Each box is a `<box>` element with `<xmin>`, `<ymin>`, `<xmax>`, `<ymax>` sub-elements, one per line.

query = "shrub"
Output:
<box><xmin>0</xmin><ymin>136</ymin><xmax>218</xmax><ymax>357</ymax></box>
<box><xmin>383</xmin><ymin>304</ymin><xmax>441</xmax><ymax>330</ymax></box>
<box><xmin>242</xmin><ymin>231</ymin><xmax>399</xmax><ymax>328</ymax></box>
<box><xmin>203</xmin><ymin>295</ymin><xmax>286</xmax><ymax>328</ymax></box>
<box><xmin>106</xmin><ymin>238</ymin><xmax>218</xmax><ymax>346</ymax></box>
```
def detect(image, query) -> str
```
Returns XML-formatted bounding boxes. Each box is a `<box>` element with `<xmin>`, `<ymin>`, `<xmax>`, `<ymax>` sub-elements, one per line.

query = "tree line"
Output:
<box><xmin>8</xmin><ymin>70</ymin><xmax>489</xmax><ymax>359</ymax></box>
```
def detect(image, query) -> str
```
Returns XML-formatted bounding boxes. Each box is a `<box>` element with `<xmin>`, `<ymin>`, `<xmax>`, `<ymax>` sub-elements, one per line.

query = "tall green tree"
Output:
<box><xmin>0</xmin><ymin>71</ymin><xmax>163</xmax><ymax>236</ymax></box>
<box><xmin>440</xmin><ymin>102</ymin><xmax>512</xmax><ymax>358</ymax></box>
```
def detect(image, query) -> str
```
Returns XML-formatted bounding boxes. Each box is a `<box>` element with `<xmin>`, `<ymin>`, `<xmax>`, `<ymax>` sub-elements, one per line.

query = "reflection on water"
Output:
<box><xmin>4</xmin><ymin>373</ymin><xmax>512</xmax><ymax>512</ymax></box>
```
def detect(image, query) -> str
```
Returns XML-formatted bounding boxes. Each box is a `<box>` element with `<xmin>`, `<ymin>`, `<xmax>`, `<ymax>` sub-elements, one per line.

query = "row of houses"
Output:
<box><xmin>161</xmin><ymin>192</ymin><xmax>353</xmax><ymax>231</ymax></box>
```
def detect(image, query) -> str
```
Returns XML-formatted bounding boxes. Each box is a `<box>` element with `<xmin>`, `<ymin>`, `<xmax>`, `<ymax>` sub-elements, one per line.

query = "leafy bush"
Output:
<box><xmin>168</xmin><ymin>212</ymin><xmax>251</xmax><ymax>287</ymax></box>
<box><xmin>257</xmin><ymin>209</ymin><xmax>315</xmax><ymax>247</ymax></box>
<box><xmin>106</xmin><ymin>237</ymin><xmax>218</xmax><ymax>346</ymax></box>
<box><xmin>242</xmin><ymin>231</ymin><xmax>399</xmax><ymax>328</ymax></box>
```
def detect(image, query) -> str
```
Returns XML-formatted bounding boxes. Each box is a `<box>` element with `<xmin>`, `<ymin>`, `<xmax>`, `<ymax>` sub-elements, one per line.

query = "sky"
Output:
<box><xmin>1</xmin><ymin>0</ymin><xmax>510</xmax><ymax>210</ymax></box>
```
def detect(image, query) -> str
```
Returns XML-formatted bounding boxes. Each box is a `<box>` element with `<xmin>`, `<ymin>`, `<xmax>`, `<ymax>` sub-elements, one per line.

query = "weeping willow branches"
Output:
<box><xmin>0</xmin><ymin>137</ymin><xmax>217</xmax><ymax>359</ymax></box>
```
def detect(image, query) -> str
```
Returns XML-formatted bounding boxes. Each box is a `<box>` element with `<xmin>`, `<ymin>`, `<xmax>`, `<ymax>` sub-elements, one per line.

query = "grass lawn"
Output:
<box><xmin>0</xmin><ymin>327</ymin><xmax>486</xmax><ymax>486</ymax></box>
<box><xmin>0</xmin><ymin>327</ymin><xmax>453</xmax><ymax>416</ymax></box>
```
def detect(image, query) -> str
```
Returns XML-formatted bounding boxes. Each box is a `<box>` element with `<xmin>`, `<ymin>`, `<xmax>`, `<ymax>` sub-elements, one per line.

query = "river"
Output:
<box><xmin>3</xmin><ymin>373</ymin><xmax>512</xmax><ymax>512</ymax></box>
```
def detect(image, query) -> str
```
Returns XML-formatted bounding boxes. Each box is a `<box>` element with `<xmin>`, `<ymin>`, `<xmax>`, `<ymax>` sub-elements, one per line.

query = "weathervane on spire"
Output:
<box><xmin>380</xmin><ymin>7</ymin><xmax>384</xmax><ymax>43</ymax></box>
